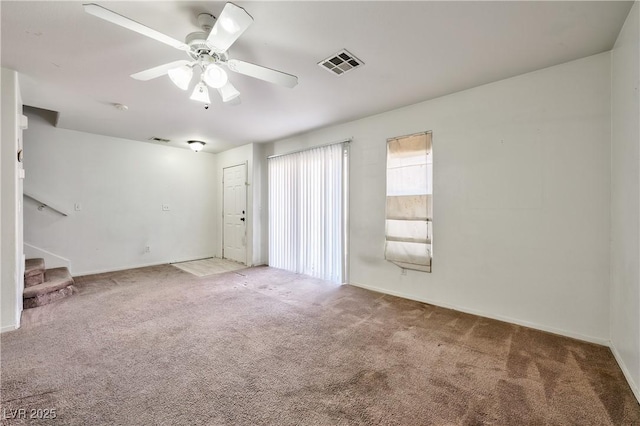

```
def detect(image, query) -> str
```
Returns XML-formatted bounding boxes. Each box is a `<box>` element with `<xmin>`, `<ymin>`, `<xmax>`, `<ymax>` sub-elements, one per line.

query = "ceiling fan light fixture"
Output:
<box><xmin>84</xmin><ymin>3</ymin><xmax>298</xmax><ymax>107</ymax></box>
<box><xmin>203</xmin><ymin>64</ymin><xmax>228</xmax><ymax>89</ymax></box>
<box><xmin>218</xmin><ymin>82</ymin><xmax>241</xmax><ymax>102</ymax></box>
<box><xmin>190</xmin><ymin>82</ymin><xmax>211</xmax><ymax>103</ymax></box>
<box><xmin>168</xmin><ymin>65</ymin><xmax>193</xmax><ymax>90</ymax></box>
<box><xmin>188</xmin><ymin>140</ymin><xmax>205</xmax><ymax>152</ymax></box>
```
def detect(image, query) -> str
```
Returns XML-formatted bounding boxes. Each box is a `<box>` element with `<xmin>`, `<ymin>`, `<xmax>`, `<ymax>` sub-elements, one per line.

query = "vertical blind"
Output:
<box><xmin>268</xmin><ymin>143</ymin><xmax>347</xmax><ymax>283</ymax></box>
<box><xmin>385</xmin><ymin>132</ymin><xmax>432</xmax><ymax>272</ymax></box>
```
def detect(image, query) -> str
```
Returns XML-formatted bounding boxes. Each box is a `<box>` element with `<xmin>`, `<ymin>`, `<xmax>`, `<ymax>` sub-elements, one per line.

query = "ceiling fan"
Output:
<box><xmin>83</xmin><ymin>2</ymin><xmax>298</xmax><ymax>105</ymax></box>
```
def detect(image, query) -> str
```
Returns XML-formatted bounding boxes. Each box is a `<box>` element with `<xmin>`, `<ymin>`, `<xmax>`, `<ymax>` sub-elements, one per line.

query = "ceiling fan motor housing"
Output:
<box><xmin>197</xmin><ymin>13</ymin><xmax>215</xmax><ymax>31</ymax></box>
<box><xmin>183</xmin><ymin>13</ymin><xmax>219</xmax><ymax>59</ymax></box>
<box><xmin>186</xmin><ymin>31</ymin><xmax>211</xmax><ymax>57</ymax></box>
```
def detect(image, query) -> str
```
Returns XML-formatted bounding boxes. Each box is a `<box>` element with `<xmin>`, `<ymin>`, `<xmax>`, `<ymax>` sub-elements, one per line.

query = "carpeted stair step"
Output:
<box><xmin>23</xmin><ymin>267</ymin><xmax>75</xmax><ymax>309</ymax></box>
<box><xmin>24</xmin><ymin>258</ymin><xmax>46</xmax><ymax>287</ymax></box>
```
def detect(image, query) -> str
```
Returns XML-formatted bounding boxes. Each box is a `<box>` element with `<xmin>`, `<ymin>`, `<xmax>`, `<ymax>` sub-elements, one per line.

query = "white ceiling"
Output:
<box><xmin>1</xmin><ymin>1</ymin><xmax>633</xmax><ymax>153</ymax></box>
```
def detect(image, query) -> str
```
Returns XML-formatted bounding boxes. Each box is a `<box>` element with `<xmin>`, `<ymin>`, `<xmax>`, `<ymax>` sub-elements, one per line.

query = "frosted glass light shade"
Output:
<box><xmin>168</xmin><ymin>65</ymin><xmax>193</xmax><ymax>90</ymax></box>
<box><xmin>203</xmin><ymin>64</ymin><xmax>228</xmax><ymax>89</ymax></box>
<box><xmin>190</xmin><ymin>82</ymin><xmax>211</xmax><ymax>103</ymax></box>
<box><xmin>188</xmin><ymin>140</ymin><xmax>205</xmax><ymax>152</ymax></box>
<box><xmin>218</xmin><ymin>82</ymin><xmax>240</xmax><ymax>102</ymax></box>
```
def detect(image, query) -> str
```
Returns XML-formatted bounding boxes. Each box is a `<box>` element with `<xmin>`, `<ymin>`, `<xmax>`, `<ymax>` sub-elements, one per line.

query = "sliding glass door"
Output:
<box><xmin>268</xmin><ymin>142</ymin><xmax>348</xmax><ymax>283</ymax></box>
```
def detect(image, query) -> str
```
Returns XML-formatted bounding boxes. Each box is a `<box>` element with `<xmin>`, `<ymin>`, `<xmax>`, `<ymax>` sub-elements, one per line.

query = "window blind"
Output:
<box><xmin>268</xmin><ymin>142</ymin><xmax>348</xmax><ymax>283</ymax></box>
<box><xmin>385</xmin><ymin>132</ymin><xmax>432</xmax><ymax>272</ymax></box>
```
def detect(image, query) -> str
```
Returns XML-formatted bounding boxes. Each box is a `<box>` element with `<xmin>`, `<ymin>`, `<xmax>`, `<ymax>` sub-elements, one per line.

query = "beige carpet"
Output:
<box><xmin>171</xmin><ymin>257</ymin><xmax>246</xmax><ymax>277</ymax></box>
<box><xmin>1</xmin><ymin>265</ymin><xmax>639</xmax><ymax>425</ymax></box>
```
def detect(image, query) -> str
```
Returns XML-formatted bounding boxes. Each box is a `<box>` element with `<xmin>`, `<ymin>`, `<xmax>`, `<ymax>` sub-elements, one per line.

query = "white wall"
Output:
<box><xmin>252</xmin><ymin>143</ymin><xmax>268</xmax><ymax>265</ymax></box>
<box><xmin>264</xmin><ymin>53</ymin><xmax>612</xmax><ymax>344</ymax></box>
<box><xmin>611</xmin><ymin>1</ymin><xmax>640</xmax><ymax>401</ymax></box>
<box><xmin>1</xmin><ymin>68</ymin><xmax>24</xmax><ymax>332</ymax></box>
<box><xmin>23</xmin><ymin>107</ymin><xmax>218</xmax><ymax>276</ymax></box>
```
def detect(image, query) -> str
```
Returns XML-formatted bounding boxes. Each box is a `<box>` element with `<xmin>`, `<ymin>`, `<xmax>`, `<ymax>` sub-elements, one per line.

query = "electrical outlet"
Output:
<box><xmin>145</xmin><ymin>246</ymin><xmax>151</xmax><ymax>253</ymax></box>
<box><xmin>162</xmin><ymin>204</ymin><xmax>170</xmax><ymax>211</ymax></box>
<box><xmin>401</xmin><ymin>268</ymin><xmax>407</xmax><ymax>276</ymax></box>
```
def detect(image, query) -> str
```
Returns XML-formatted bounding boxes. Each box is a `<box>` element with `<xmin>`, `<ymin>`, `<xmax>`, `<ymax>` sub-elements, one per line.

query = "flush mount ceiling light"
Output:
<box><xmin>84</xmin><ymin>2</ymin><xmax>299</xmax><ymax>107</ymax></box>
<box><xmin>188</xmin><ymin>140</ymin><xmax>205</xmax><ymax>152</ymax></box>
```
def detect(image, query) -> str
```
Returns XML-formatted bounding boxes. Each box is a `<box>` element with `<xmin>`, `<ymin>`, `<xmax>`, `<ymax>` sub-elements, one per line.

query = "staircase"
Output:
<box><xmin>23</xmin><ymin>258</ymin><xmax>75</xmax><ymax>309</ymax></box>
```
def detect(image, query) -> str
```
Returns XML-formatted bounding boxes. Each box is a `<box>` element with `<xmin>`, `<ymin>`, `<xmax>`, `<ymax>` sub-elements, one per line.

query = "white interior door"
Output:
<box><xmin>223</xmin><ymin>164</ymin><xmax>247</xmax><ymax>264</ymax></box>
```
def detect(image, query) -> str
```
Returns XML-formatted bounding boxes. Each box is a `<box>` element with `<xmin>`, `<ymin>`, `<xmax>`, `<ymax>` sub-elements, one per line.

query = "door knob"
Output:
<box><xmin>240</xmin><ymin>217</ymin><xmax>245</xmax><ymax>222</ymax></box>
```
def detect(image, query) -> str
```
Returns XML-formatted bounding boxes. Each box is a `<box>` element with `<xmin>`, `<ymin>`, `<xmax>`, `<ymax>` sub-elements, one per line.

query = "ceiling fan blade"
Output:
<box><xmin>206</xmin><ymin>3</ymin><xmax>253</xmax><ymax>53</ymax></box>
<box><xmin>83</xmin><ymin>3</ymin><xmax>189</xmax><ymax>51</ymax></box>
<box><xmin>131</xmin><ymin>60</ymin><xmax>192</xmax><ymax>81</ymax></box>
<box><xmin>226</xmin><ymin>59</ymin><xmax>298</xmax><ymax>88</ymax></box>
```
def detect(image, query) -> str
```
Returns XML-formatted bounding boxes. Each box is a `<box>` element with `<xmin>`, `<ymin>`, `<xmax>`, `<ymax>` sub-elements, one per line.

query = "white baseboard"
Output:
<box><xmin>348</xmin><ymin>281</ymin><xmax>609</xmax><ymax>346</ymax></box>
<box><xmin>1</xmin><ymin>324</ymin><xmax>19</xmax><ymax>333</ymax></box>
<box><xmin>610</xmin><ymin>342</ymin><xmax>640</xmax><ymax>404</ymax></box>
<box><xmin>73</xmin><ymin>255</ymin><xmax>217</xmax><ymax>277</ymax></box>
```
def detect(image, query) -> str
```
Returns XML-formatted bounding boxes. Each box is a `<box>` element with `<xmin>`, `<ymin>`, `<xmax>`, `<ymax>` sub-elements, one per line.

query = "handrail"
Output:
<box><xmin>23</xmin><ymin>191</ymin><xmax>69</xmax><ymax>216</ymax></box>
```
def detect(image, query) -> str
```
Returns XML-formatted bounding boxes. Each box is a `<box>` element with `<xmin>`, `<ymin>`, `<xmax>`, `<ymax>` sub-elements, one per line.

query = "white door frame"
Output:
<box><xmin>222</xmin><ymin>162</ymin><xmax>248</xmax><ymax>265</ymax></box>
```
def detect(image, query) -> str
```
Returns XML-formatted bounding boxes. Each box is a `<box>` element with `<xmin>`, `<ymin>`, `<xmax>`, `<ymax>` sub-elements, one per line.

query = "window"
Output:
<box><xmin>268</xmin><ymin>142</ymin><xmax>349</xmax><ymax>283</ymax></box>
<box><xmin>385</xmin><ymin>132</ymin><xmax>432</xmax><ymax>272</ymax></box>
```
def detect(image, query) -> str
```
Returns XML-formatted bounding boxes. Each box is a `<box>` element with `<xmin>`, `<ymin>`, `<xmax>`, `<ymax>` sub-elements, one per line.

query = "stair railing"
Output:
<box><xmin>23</xmin><ymin>191</ymin><xmax>70</xmax><ymax>217</ymax></box>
